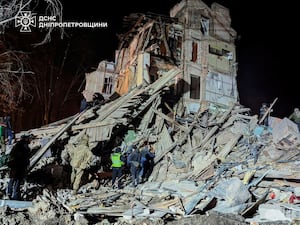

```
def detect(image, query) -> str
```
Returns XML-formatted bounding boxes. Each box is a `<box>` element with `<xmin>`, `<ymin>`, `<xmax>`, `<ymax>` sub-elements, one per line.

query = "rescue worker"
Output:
<box><xmin>79</xmin><ymin>92</ymin><xmax>105</xmax><ymax>112</ymax></box>
<box><xmin>110</xmin><ymin>147</ymin><xmax>125</xmax><ymax>189</ymax></box>
<box><xmin>138</xmin><ymin>141</ymin><xmax>155</xmax><ymax>183</ymax></box>
<box><xmin>66</xmin><ymin>135</ymin><xmax>93</xmax><ymax>194</ymax></box>
<box><xmin>92</xmin><ymin>92</ymin><xmax>105</xmax><ymax>106</ymax></box>
<box><xmin>259</xmin><ymin>103</ymin><xmax>269</xmax><ymax>126</ymax></box>
<box><xmin>289</xmin><ymin>107</ymin><xmax>300</xmax><ymax>131</ymax></box>
<box><xmin>80</xmin><ymin>97</ymin><xmax>88</xmax><ymax>112</ymax></box>
<box><xmin>127</xmin><ymin>144</ymin><xmax>141</xmax><ymax>187</ymax></box>
<box><xmin>143</xmin><ymin>144</ymin><xmax>155</xmax><ymax>181</ymax></box>
<box><xmin>6</xmin><ymin>134</ymin><xmax>31</xmax><ymax>200</ymax></box>
<box><xmin>0</xmin><ymin>117</ymin><xmax>4</xmax><ymax>152</ymax></box>
<box><xmin>4</xmin><ymin>116</ymin><xmax>13</xmax><ymax>145</ymax></box>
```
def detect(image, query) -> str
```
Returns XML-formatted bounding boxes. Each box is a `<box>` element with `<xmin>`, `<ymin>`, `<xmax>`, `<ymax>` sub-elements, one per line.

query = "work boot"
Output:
<box><xmin>4</xmin><ymin>195</ymin><xmax>11</xmax><ymax>200</ymax></box>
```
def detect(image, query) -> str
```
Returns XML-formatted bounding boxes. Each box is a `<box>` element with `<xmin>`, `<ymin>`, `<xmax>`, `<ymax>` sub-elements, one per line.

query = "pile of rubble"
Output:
<box><xmin>0</xmin><ymin>68</ymin><xmax>299</xmax><ymax>225</ymax></box>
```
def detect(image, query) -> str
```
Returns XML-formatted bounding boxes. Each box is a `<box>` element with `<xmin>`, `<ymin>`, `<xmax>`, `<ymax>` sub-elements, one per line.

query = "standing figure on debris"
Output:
<box><xmin>0</xmin><ymin>117</ymin><xmax>5</xmax><ymax>152</ymax></box>
<box><xmin>6</xmin><ymin>134</ymin><xmax>31</xmax><ymax>200</ymax></box>
<box><xmin>123</xmin><ymin>125</ymin><xmax>136</xmax><ymax>146</ymax></box>
<box><xmin>289</xmin><ymin>108</ymin><xmax>300</xmax><ymax>131</ymax></box>
<box><xmin>92</xmin><ymin>92</ymin><xmax>105</xmax><ymax>106</ymax></box>
<box><xmin>127</xmin><ymin>144</ymin><xmax>141</xmax><ymax>187</ymax></box>
<box><xmin>66</xmin><ymin>135</ymin><xmax>93</xmax><ymax>194</ymax></box>
<box><xmin>4</xmin><ymin>116</ymin><xmax>13</xmax><ymax>145</ymax></box>
<box><xmin>80</xmin><ymin>97</ymin><xmax>88</xmax><ymax>112</ymax></box>
<box><xmin>124</xmin><ymin>144</ymin><xmax>134</xmax><ymax>168</ymax></box>
<box><xmin>138</xmin><ymin>141</ymin><xmax>155</xmax><ymax>183</ymax></box>
<box><xmin>143</xmin><ymin>144</ymin><xmax>155</xmax><ymax>181</ymax></box>
<box><xmin>110</xmin><ymin>147</ymin><xmax>125</xmax><ymax>189</ymax></box>
<box><xmin>259</xmin><ymin>103</ymin><xmax>270</xmax><ymax>126</ymax></box>
<box><xmin>79</xmin><ymin>92</ymin><xmax>105</xmax><ymax>112</ymax></box>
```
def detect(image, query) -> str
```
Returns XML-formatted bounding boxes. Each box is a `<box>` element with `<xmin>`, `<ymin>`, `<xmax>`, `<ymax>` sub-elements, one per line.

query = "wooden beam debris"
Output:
<box><xmin>152</xmin><ymin>108</ymin><xmax>188</xmax><ymax>132</ymax></box>
<box><xmin>258</xmin><ymin>97</ymin><xmax>278</xmax><ymax>125</ymax></box>
<box><xmin>29</xmin><ymin>112</ymin><xmax>84</xmax><ymax>170</ymax></box>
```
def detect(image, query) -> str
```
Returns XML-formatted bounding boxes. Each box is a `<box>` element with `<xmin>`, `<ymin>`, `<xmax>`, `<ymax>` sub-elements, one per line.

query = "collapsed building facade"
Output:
<box><xmin>0</xmin><ymin>1</ymin><xmax>299</xmax><ymax>225</ymax></box>
<box><xmin>84</xmin><ymin>0</ymin><xmax>238</xmax><ymax>113</ymax></box>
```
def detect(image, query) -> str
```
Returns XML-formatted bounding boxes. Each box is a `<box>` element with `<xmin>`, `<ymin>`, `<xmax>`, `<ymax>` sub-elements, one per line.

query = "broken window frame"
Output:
<box><xmin>209</xmin><ymin>45</ymin><xmax>223</xmax><ymax>56</ymax></box>
<box><xmin>191</xmin><ymin>41</ymin><xmax>198</xmax><ymax>63</ymax></box>
<box><xmin>200</xmin><ymin>16</ymin><xmax>209</xmax><ymax>36</ymax></box>
<box><xmin>209</xmin><ymin>45</ymin><xmax>233</xmax><ymax>60</ymax></box>
<box><xmin>190</xmin><ymin>74</ymin><xmax>200</xmax><ymax>99</ymax></box>
<box><xmin>102</xmin><ymin>76</ymin><xmax>114</xmax><ymax>95</ymax></box>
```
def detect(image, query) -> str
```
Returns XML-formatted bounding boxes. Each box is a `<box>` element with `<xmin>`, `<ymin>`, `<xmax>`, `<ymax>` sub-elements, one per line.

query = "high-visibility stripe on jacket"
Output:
<box><xmin>111</xmin><ymin>153</ymin><xmax>124</xmax><ymax>168</ymax></box>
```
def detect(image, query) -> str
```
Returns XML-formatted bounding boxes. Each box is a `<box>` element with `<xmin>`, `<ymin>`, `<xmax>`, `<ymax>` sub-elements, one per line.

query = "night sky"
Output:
<box><xmin>61</xmin><ymin>0</ymin><xmax>298</xmax><ymax>119</ymax></box>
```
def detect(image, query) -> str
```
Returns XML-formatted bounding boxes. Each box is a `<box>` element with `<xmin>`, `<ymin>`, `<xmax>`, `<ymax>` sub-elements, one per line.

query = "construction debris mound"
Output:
<box><xmin>0</xmin><ymin>68</ymin><xmax>299</xmax><ymax>225</ymax></box>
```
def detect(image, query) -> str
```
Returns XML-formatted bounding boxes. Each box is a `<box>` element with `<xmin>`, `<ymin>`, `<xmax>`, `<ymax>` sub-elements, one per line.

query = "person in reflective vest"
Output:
<box><xmin>111</xmin><ymin>147</ymin><xmax>125</xmax><ymax>189</ymax></box>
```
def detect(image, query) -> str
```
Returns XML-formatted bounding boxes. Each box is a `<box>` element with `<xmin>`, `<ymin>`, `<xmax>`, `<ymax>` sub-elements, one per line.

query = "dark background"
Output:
<box><xmin>62</xmin><ymin>0</ymin><xmax>298</xmax><ymax>118</ymax></box>
<box><xmin>8</xmin><ymin>0</ymin><xmax>297</xmax><ymax>131</ymax></box>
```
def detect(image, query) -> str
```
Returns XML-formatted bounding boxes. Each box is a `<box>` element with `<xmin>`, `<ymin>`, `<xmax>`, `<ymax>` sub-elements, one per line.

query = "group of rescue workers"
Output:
<box><xmin>110</xmin><ymin>140</ymin><xmax>155</xmax><ymax>189</ymax></box>
<box><xmin>4</xmin><ymin>99</ymin><xmax>300</xmax><ymax>199</ymax></box>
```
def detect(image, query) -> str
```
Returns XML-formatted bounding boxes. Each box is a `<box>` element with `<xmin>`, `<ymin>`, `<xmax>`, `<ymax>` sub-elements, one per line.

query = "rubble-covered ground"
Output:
<box><xmin>0</xmin><ymin>71</ymin><xmax>299</xmax><ymax>225</ymax></box>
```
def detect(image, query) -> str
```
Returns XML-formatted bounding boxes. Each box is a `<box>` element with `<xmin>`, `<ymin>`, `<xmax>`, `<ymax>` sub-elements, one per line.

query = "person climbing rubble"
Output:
<box><xmin>288</xmin><ymin>107</ymin><xmax>300</xmax><ymax>131</ymax></box>
<box><xmin>259</xmin><ymin>103</ymin><xmax>269</xmax><ymax>126</ymax></box>
<box><xmin>0</xmin><ymin>117</ymin><xmax>5</xmax><ymax>153</ymax></box>
<box><xmin>92</xmin><ymin>92</ymin><xmax>105</xmax><ymax>106</ymax></box>
<box><xmin>4</xmin><ymin>116</ymin><xmax>13</xmax><ymax>145</ymax></box>
<box><xmin>138</xmin><ymin>140</ymin><xmax>155</xmax><ymax>183</ymax></box>
<box><xmin>110</xmin><ymin>147</ymin><xmax>125</xmax><ymax>189</ymax></box>
<box><xmin>6</xmin><ymin>134</ymin><xmax>32</xmax><ymax>200</ymax></box>
<box><xmin>127</xmin><ymin>144</ymin><xmax>141</xmax><ymax>187</ymax></box>
<box><xmin>63</xmin><ymin>134</ymin><xmax>94</xmax><ymax>194</ymax></box>
<box><xmin>259</xmin><ymin>98</ymin><xmax>277</xmax><ymax>127</ymax></box>
<box><xmin>80</xmin><ymin>92</ymin><xmax>105</xmax><ymax>112</ymax></box>
<box><xmin>141</xmin><ymin>144</ymin><xmax>155</xmax><ymax>182</ymax></box>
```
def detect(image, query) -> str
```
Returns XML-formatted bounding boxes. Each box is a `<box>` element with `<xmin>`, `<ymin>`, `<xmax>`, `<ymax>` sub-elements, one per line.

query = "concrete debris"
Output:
<box><xmin>272</xmin><ymin>117</ymin><xmax>300</xmax><ymax>149</ymax></box>
<box><xmin>0</xmin><ymin>1</ymin><xmax>299</xmax><ymax>225</ymax></box>
<box><xmin>1</xmin><ymin>70</ymin><xmax>298</xmax><ymax>224</ymax></box>
<box><xmin>0</xmin><ymin>199</ymin><xmax>33</xmax><ymax>208</ymax></box>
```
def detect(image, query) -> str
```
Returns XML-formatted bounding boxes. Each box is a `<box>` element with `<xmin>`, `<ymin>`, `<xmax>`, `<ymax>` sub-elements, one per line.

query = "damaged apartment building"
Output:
<box><xmin>1</xmin><ymin>1</ymin><xmax>300</xmax><ymax>224</ymax></box>
<box><xmin>83</xmin><ymin>0</ymin><xmax>238</xmax><ymax>113</ymax></box>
